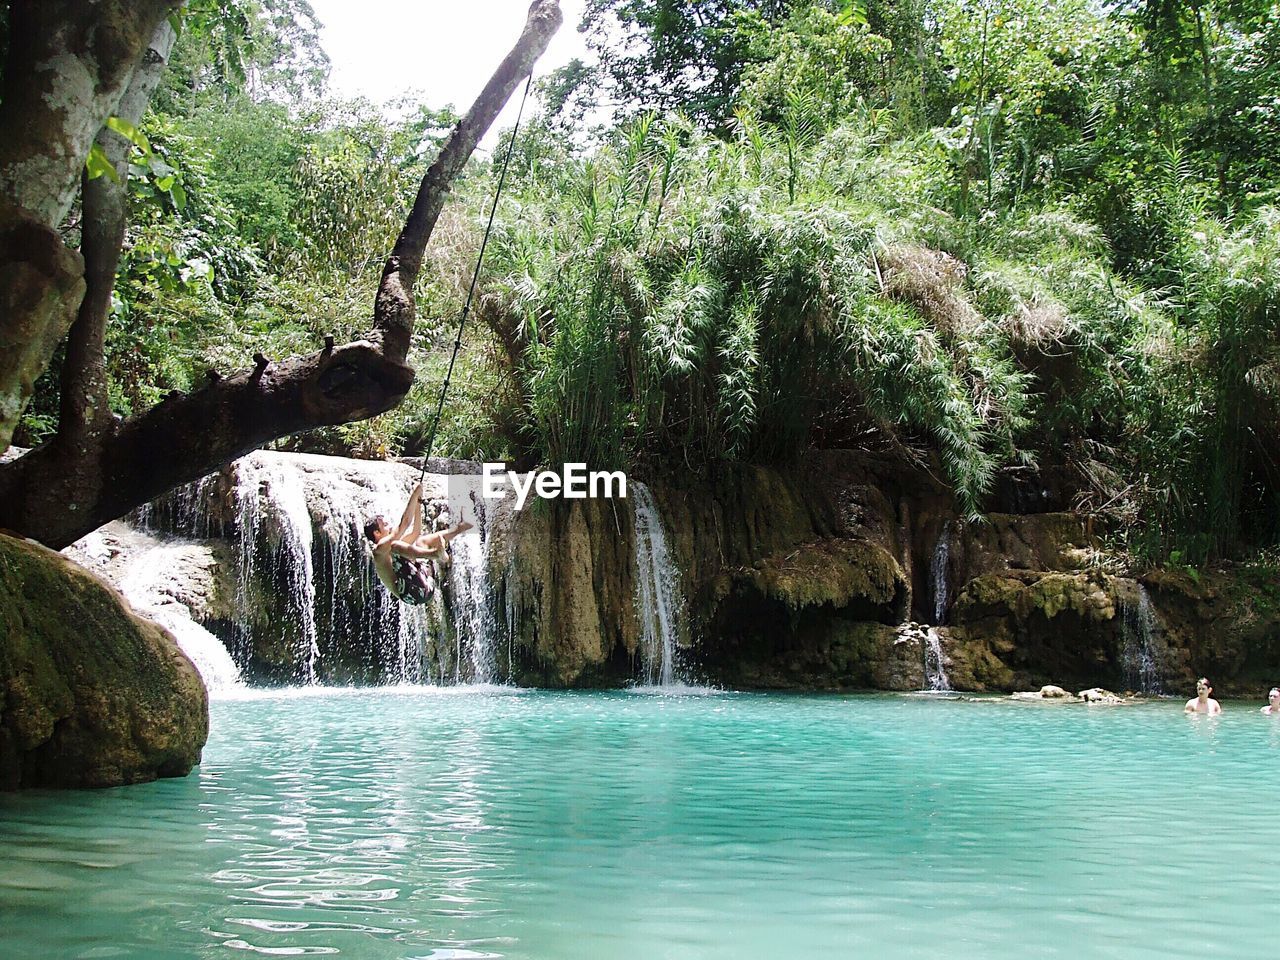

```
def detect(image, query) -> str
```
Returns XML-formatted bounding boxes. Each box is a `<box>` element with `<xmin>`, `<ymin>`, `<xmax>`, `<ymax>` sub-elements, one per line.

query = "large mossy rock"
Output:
<box><xmin>693</xmin><ymin>538</ymin><xmax>910</xmax><ymax>689</ymax></box>
<box><xmin>736</xmin><ymin>538</ymin><xmax>907</xmax><ymax>614</ymax></box>
<box><xmin>945</xmin><ymin>571</ymin><xmax>1118</xmax><ymax>691</ymax></box>
<box><xmin>1141</xmin><ymin>567</ymin><xmax>1280</xmax><ymax>696</ymax></box>
<box><xmin>0</xmin><ymin>532</ymin><xmax>208</xmax><ymax>789</ymax></box>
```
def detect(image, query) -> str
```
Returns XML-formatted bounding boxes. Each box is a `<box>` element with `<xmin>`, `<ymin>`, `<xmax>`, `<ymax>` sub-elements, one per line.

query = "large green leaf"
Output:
<box><xmin>85</xmin><ymin>143</ymin><xmax>121</xmax><ymax>183</ymax></box>
<box><xmin>106</xmin><ymin>116</ymin><xmax>152</xmax><ymax>157</ymax></box>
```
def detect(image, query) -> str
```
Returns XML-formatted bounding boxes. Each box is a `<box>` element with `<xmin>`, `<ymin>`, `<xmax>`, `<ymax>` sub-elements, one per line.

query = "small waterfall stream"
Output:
<box><xmin>118</xmin><ymin>543</ymin><xmax>245</xmax><ymax>696</ymax></box>
<box><xmin>923</xmin><ymin>627</ymin><xmax>952</xmax><ymax>691</ymax></box>
<box><xmin>70</xmin><ymin>524</ymin><xmax>245</xmax><ymax>696</ymax></box>
<box><xmin>930</xmin><ymin>521</ymin><xmax>952</xmax><ymax>626</ymax></box>
<box><xmin>234</xmin><ymin>456</ymin><xmax>322</xmax><ymax>685</ymax></box>
<box><xmin>447</xmin><ymin>499</ymin><xmax>498</xmax><ymax>685</ymax></box>
<box><xmin>1120</xmin><ymin>583</ymin><xmax>1166</xmax><ymax>695</ymax></box>
<box><xmin>631</xmin><ymin>482</ymin><xmax>685</xmax><ymax>686</ymax></box>
<box><xmin>895</xmin><ymin>622</ymin><xmax>952</xmax><ymax>692</ymax></box>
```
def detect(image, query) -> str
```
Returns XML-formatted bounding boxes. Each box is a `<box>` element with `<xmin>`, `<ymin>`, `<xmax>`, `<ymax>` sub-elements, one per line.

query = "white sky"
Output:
<box><xmin>308</xmin><ymin>0</ymin><xmax>593</xmax><ymax>149</ymax></box>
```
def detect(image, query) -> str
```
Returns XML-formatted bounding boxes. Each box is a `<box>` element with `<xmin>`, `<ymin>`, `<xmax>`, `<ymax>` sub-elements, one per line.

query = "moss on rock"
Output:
<box><xmin>744</xmin><ymin>539</ymin><xmax>907</xmax><ymax>614</ymax></box>
<box><xmin>0</xmin><ymin>532</ymin><xmax>207</xmax><ymax>789</ymax></box>
<box><xmin>957</xmin><ymin>571</ymin><xmax>1114</xmax><ymax>622</ymax></box>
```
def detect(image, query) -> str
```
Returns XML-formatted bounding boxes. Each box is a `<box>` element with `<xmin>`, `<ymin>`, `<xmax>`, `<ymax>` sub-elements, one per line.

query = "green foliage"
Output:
<box><xmin>480</xmin><ymin>116</ymin><xmax>1052</xmax><ymax>514</ymax></box>
<box><xmin>159</xmin><ymin>0</ymin><xmax>329</xmax><ymax>108</ymax></box>
<box><xmin>578</xmin><ymin>0</ymin><xmax>796</xmax><ymax>131</ymax></box>
<box><xmin>13</xmin><ymin>0</ymin><xmax>1280</xmax><ymax>569</ymax></box>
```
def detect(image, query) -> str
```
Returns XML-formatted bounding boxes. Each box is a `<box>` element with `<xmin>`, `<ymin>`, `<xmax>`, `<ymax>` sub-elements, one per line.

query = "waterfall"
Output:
<box><xmin>116</xmin><ymin>540</ymin><xmax>244</xmax><ymax>696</ymax></box>
<box><xmin>1120</xmin><ymin>583</ymin><xmax>1165</xmax><ymax>695</ymax></box>
<box><xmin>303</xmin><ymin>459</ymin><xmax>430</xmax><ymax>686</ymax></box>
<box><xmin>135</xmin><ymin>472</ymin><xmax>223</xmax><ymax>539</ymax></box>
<box><xmin>923</xmin><ymin>626</ymin><xmax>952</xmax><ymax>691</ymax></box>
<box><xmin>895</xmin><ymin>622</ymin><xmax>952</xmax><ymax>692</ymax></box>
<box><xmin>930</xmin><ymin>522</ymin><xmax>952</xmax><ymax>625</ymax></box>
<box><xmin>446</xmin><ymin>497</ymin><xmax>498</xmax><ymax>685</ymax></box>
<box><xmin>113</xmin><ymin>447</ymin><xmax>544</xmax><ymax>687</ymax></box>
<box><xmin>233</xmin><ymin>456</ymin><xmax>322</xmax><ymax>685</ymax></box>
<box><xmin>631</xmin><ymin>482</ymin><xmax>685</xmax><ymax>686</ymax></box>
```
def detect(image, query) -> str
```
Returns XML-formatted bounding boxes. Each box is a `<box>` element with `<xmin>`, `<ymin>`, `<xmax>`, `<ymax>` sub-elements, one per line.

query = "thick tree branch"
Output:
<box><xmin>0</xmin><ymin>1</ymin><xmax>563</xmax><ymax>549</ymax></box>
<box><xmin>373</xmin><ymin>0</ymin><xmax>562</xmax><ymax>358</ymax></box>
<box><xmin>0</xmin><ymin>341</ymin><xmax>416</xmax><ymax>547</ymax></box>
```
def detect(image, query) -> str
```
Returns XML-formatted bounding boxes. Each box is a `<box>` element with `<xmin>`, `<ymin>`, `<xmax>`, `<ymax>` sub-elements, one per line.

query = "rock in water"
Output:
<box><xmin>1077</xmin><ymin>687</ymin><xmax>1123</xmax><ymax>704</ymax></box>
<box><xmin>0</xmin><ymin>532</ymin><xmax>208</xmax><ymax>789</ymax></box>
<box><xmin>1040</xmin><ymin>684</ymin><xmax>1070</xmax><ymax>698</ymax></box>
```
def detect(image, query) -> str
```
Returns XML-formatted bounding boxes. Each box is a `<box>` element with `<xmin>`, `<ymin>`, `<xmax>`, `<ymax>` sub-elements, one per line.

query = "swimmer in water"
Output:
<box><xmin>1184</xmin><ymin>677</ymin><xmax>1222</xmax><ymax>715</ymax></box>
<box><xmin>1261</xmin><ymin>687</ymin><xmax>1280</xmax><ymax>715</ymax></box>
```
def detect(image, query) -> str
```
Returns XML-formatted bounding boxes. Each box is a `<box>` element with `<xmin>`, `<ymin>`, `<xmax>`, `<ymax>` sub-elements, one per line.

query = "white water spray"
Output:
<box><xmin>631</xmin><ymin>482</ymin><xmax>685</xmax><ymax>686</ymax></box>
<box><xmin>930</xmin><ymin>522</ymin><xmax>952</xmax><ymax>625</ymax></box>
<box><xmin>923</xmin><ymin>626</ymin><xmax>952</xmax><ymax>691</ymax></box>
<box><xmin>117</xmin><ymin>541</ymin><xmax>244</xmax><ymax>696</ymax></box>
<box><xmin>127</xmin><ymin>451</ymin><xmax>511</xmax><ymax>686</ymax></box>
<box><xmin>894</xmin><ymin>621</ymin><xmax>952</xmax><ymax>692</ymax></box>
<box><xmin>233</xmin><ymin>457</ymin><xmax>322</xmax><ymax>685</ymax></box>
<box><xmin>447</xmin><ymin>504</ymin><xmax>498</xmax><ymax>685</ymax></box>
<box><xmin>1120</xmin><ymin>583</ymin><xmax>1165</xmax><ymax>695</ymax></box>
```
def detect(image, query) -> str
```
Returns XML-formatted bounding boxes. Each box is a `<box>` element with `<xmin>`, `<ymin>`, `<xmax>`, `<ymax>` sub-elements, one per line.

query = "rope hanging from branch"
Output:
<box><xmin>418</xmin><ymin>71</ymin><xmax>534</xmax><ymax>486</ymax></box>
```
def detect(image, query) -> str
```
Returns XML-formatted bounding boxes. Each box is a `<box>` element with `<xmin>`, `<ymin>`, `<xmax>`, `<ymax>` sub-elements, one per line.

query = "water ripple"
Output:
<box><xmin>2</xmin><ymin>690</ymin><xmax>1279</xmax><ymax>958</ymax></box>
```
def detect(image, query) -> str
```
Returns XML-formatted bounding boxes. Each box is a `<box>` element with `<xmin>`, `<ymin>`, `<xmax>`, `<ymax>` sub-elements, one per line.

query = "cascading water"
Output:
<box><xmin>631</xmin><ymin>482</ymin><xmax>685</xmax><ymax>686</ymax></box>
<box><xmin>448</xmin><ymin>536</ymin><xmax>491</xmax><ymax>683</ymax></box>
<box><xmin>135</xmin><ymin>472</ymin><xmax>223</xmax><ymax>539</ymax></box>
<box><xmin>142</xmin><ymin>451</ymin><xmax>511</xmax><ymax>686</ymax></box>
<box><xmin>930</xmin><ymin>522</ymin><xmax>952</xmax><ymax>625</ymax></box>
<box><xmin>894</xmin><ymin>621</ymin><xmax>952</xmax><ymax>692</ymax></box>
<box><xmin>308</xmin><ymin>461</ymin><xmax>430</xmax><ymax>685</ymax></box>
<box><xmin>923</xmin><ymin>626</ymin><xmax>952</xmax><ymax>691</ymax></box>
<box><xmin>233</xmin><ymin>457</ymin><xmax>322</xmax><ymax>685</ymax></box>
<box><xmin>115</xmin><ymin>538</ymin><xmax>244</xmax><ymax>696</ymax></box>
<box><xmin>447</xmin><ymin>496</ymin><xmax>499</xmax><ymax>685</ymax></box>
<box><xmin>120</xmin><ymin>450</ymin><xmax>513</xmax><ymax>687</ymax></box>
<box><xmin>1120</xmin><ymin>583</ymin><xmax>1165</xmax><ymax>695</ymax></box>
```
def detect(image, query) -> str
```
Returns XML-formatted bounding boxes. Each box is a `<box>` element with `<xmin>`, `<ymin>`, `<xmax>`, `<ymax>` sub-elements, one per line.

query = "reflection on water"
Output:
<box><xmin>2</xmin><ymin>690</ymin><xmax>1279</xmax><ymax>959</ymax></box>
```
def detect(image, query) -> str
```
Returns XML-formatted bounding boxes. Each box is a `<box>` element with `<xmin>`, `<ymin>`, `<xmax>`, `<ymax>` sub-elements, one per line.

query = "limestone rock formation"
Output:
<box><xmin>0</xmin><ymin>532</ymin><xmax>208</xmax><ymax>789</ymax></box>
<box><xmin>69</xmin><ymin>447</ymin><xmax>1280</xmax><ymax>697</ymax></box>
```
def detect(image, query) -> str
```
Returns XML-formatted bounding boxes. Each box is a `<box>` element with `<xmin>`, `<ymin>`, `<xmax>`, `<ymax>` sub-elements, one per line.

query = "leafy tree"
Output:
<box><xmin>578</xmin><ymin>0</ymin><xmax>794</xmax><ymax>131</ymax></box>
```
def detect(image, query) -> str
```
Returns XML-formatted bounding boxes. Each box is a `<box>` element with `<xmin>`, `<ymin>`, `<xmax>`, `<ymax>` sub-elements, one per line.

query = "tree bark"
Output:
<box><xmin>0</xmin><ymin>0</ymin><xmax>180</xmax><ymax>451</ymax></box>
<box><xmin>58</xmin><ymin>20</ymin><xmax>177</xmax><ymax>510</ymax></box>
<box><xmin>0</xmin><ymin>0</ymin><xmax>563</xmax><ymax>549</ymax></box>
<box><xmin>0</xmin><ymin>0</ymin><xmax>180</xmax><ymax>229</ymax></box>
<box><xmin>0</xmin><ymin>204</ymin><xmax>86</xmax><ymax>452</ymax></box>
<box><xmin>373</xmin><ymin>0</ymin><xmax>563</xmax><ymax>359</ymax></box>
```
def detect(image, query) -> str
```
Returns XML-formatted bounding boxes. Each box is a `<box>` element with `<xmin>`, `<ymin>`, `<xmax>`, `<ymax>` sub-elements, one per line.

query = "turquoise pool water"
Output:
<box><xmin>2</xmin><ymin>689</ymin><xmax>1279</xmax><ymax>959</ymax></box>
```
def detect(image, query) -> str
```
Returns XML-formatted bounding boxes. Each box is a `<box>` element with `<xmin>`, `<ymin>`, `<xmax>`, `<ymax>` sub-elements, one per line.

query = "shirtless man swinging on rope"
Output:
<box><xmin>365</xmin><ymin>482</ymin><xmax>472</xmax><ymax>605</ymax></box>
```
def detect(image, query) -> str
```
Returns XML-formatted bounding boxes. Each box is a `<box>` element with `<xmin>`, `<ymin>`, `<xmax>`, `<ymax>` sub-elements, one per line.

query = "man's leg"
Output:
<box><xmin>394</xmin><ymin>538</ymin><xmax>442</xmax><ymax>561</ymax></box>
<box><xmin>411</xmin><ymin>521</ymin><xmax>471</xmax><ymax>551</ymax></box>
<box><xmin>406</xmin><ymin>490</ymin><xmax>424</xmax><ymax>542</ymax></box>
<box><xmin>400</xmin><ymin>520</ymin><xmax>472</xmax><ymax>564</ymax></box>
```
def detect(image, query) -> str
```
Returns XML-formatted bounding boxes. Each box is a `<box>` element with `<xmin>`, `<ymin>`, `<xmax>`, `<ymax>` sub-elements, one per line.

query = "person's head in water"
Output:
<box><xmin>1267</xmin><ymin>687</ymin><xmax>1280</xmax><ymax>714</ymax></box>
<box><xmin>1186</xmin><ymin>677</ymin><xmax>1222</xmax><ymax>714</ymax></box>
<box><xmin>364</xmin><ymin>515</ymin><xmax>389</xmax><ymax>544</ymax></box>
